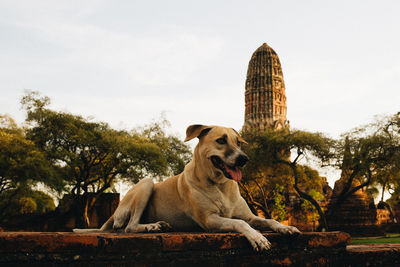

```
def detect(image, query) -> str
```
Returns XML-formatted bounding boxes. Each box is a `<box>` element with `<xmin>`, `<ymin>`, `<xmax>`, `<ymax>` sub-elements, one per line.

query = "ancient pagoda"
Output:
<box><xmin>244</xmin><ymin>43</ymin><xmax>289</xmax><ymax>130</ymax></box>
<box><xmin>325</xmin><ymin>138</ymin><xmax>382</xmax><ymax>235</ymax></box>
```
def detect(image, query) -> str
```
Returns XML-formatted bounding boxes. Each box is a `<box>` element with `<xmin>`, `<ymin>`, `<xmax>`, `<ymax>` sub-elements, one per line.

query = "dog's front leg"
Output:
<box><xmin>203</xmin><ymin>214</ymin><xmax>271</xmax><ymax>251</ymax></box>
<box><xmin>248</xmin><ymin>216</ymin><xmax>300</xmax><ymax>235</ymax></box>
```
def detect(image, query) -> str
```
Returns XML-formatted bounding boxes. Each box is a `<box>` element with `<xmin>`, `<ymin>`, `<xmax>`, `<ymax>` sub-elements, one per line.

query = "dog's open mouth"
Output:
<box><xmin>211</xmin><ymin>156</ymin><xmax>242</xmax><ymax>182</ymax></box>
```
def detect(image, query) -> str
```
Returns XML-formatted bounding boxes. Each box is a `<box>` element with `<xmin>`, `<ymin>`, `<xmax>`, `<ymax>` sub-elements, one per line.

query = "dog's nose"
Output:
<box><xmin>235</xmin><ymin>154</ymin><xmax>249</xmax><ymax>167</ymax></box>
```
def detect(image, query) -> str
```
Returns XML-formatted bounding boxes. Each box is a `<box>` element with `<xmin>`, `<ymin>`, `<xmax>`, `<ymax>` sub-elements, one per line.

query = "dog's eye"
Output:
<box><xmin>216</xmin><ymin>137</ymin><xmax>227</xmax><ymax>145</ymax></box>
<box><xmin>237</xmin><ymin>139</ymin><xmax>241</xmax><ymax>147</ymax></box>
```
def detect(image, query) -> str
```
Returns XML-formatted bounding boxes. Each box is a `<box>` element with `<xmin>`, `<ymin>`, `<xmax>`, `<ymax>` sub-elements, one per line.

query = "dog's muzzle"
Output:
<box><xmin>210</xmin><ymin>153</ymin><xmax>249</xmax><ymax>182</ymax></box>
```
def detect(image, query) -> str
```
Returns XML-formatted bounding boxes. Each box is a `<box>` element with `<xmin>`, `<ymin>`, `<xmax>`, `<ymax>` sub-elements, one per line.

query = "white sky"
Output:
<box><xmin>1</xmin><ymin>0</ymin><xmax>400</xmax><ymax>189</ymax></box>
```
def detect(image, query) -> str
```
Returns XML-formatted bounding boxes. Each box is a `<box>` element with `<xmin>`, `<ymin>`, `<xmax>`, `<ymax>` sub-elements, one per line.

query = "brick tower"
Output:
<box><xmin>244</xmin><ymin>43</ymin><xmax>289</xmax><ymax>130</ymax></box>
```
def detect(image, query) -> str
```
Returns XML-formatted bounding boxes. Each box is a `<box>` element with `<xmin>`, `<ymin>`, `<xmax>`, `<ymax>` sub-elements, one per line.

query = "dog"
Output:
<box><xmin>74</xmin><ymin>125</ymin><xmax>300</xmax><ymax>251</ymax></box>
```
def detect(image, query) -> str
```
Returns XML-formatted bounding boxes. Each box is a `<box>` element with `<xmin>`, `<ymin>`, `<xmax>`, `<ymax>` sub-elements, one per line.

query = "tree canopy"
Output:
<box><xmin>0</xmin><ymin>114</ymin><xmax>60</xmax><ymax>222</ymax></box>
<box><xmin>16</xmin><ymin>91</ymin><xmax>192</xmax><ymax>227</ymax></box>
<box><xmin>240</xmin><ymin>128</ymin><xmax>334</xmax><ymax>227</ymax></box>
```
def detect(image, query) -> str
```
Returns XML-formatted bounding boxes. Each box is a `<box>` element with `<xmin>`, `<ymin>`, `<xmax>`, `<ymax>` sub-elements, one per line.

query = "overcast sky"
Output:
<box><xmin>1</xmin><ymin>1</ymin><xmax>399</xmax><ymax>142</ymax></box>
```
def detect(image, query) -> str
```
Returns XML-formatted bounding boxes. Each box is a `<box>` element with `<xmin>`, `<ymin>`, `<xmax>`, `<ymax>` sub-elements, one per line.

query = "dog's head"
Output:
<box><xmin>184</xmin><ymin>124</ymin><xmax>249</xmax><ymax>182</ymax></box>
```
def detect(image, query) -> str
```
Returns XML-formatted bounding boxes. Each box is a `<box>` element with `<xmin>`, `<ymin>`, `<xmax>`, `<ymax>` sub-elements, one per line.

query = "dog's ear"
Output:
<box><xmin>184</xmin><ymin>124</ymin><xmax>213</xmax><ymax>142</ymax></box>
<box><xmin>231</xmin><ymin>128</ymin><xmax>248</xmax><ymax>144</ymax></box>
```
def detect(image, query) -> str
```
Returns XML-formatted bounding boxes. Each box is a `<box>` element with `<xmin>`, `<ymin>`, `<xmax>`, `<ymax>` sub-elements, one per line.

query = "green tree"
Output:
<box><xmin>0</xmin><ymin>114</ymin><xmax>60</xmax><ymax>223</ymax></box>
<box><xmin>362</xmin><ymin>113</ymin><xmax>400</xmax><ymax>221</ymax></box>
<box><xmin>30</xmin><ymin>190</ymin><xmax>56</xmax><ymax>213</ymax></box>
<box><xmin>21</xmin><ymin>91</ymin><xmax>170</xmax><ymax>227</ymax></box>
<box><xmin>133</xmin><ymin>116</ymin><xmax>192</xmax><ymax>179</ymax></box>
<box><xmin>239</xmin><ymin>157</ymin><xmax>292</xmax><ymax>218</ymax></box>
<box><xmin>0</xmin><ymin>187</ymin><xmax>56</xmax><ymax>223</ymax></box>
<box><xmin>18</xmin><ymin>197</ymin><xmax>37</xmax><ymax>214</ymax></box>
<box><xmin>272</xmin><ymin>185</ymin><xmax>287</xmax><ymax>221</ymax></box>
<box><xmin>241</xmin><ymin>128</ymin><xmax>334</xmax><ymax>230</ymax></box>
<box><xmin>326</xmin><ymin>116</ymin><xmax>400</xmax><ymax>224</ymax></box>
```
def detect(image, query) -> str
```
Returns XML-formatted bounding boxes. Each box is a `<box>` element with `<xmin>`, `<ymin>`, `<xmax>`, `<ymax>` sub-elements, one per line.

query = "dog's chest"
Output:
<box><xmin>211</xmin><ymin>191</ymin><xmax>235</xmax><ymax>218</ymax></box>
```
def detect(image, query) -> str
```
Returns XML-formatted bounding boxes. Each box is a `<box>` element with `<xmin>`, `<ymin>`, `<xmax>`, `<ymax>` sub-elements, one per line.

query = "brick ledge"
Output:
<box><xmin>0</xmin><ymin>231</ymin><xmax>349</xmax><ymax>252</ymax></box>
<box><xmin>0</xmin><ymin>231</ymin><xmax>353</xmax><ymax>266</ymax></box>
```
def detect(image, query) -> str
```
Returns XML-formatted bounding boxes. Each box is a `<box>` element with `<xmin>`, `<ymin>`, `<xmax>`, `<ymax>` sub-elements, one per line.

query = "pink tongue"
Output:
<box><xmin>226</xmin><ymin>167</ymin><xmax>242</xmax><ymax>182</ymax></box>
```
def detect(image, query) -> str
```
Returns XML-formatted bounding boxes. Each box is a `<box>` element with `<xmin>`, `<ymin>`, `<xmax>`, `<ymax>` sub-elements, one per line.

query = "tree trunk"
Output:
<box><xmin>74</xmin><ymin>195</ymin><xmax>89</xmax><ymax>228</ymax></box>
<box><xmin>278</xmin><ymin>160</ymin><xmax>329</xmax><ymax>231</ymax></box>
<box><xmin>83</xmin><ymin>198</ymin><xmax>90</xmax><ymax>228</ymax></box>
<box><xmin>293</xmin><ymin>182</ymin><xmax>329</xmax><ymax>231</ymax></box>
<box><xmin>239</xmin><ymin>182</ymin><xmax>272</xmax><ymax>218</ymax></box>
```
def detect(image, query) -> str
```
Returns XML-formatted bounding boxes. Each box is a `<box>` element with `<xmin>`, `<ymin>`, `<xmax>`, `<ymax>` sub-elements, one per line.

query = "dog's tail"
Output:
<box><xmin>73</xmin><ymin>215</ymin><xmax>114</xmax><ymax>233</ymax></box>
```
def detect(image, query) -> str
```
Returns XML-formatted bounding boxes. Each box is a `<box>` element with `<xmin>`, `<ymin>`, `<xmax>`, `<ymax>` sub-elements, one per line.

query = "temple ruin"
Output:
<box><xmin>244</xmin><ymin>43</ymin><xmax>289</xmax><ymax>130</ymax></box>
<box><xmin>325</xmin><ymin>139</ymin><xmax>382</xmax><ymax>235</ymax></box>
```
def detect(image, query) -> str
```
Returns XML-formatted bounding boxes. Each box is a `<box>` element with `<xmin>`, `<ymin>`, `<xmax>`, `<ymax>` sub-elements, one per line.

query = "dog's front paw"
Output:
<box><xmin>157</xmin><ymin>221</ymin><xmax>172</xmax><ymax>232</ymax></box>
<box><xmin>145</xmin><ymin>221</ymin><xmax>172</xmax><ymax>232</ymax></box>
<box><xmin>277</xmin><ymin>225</ymin><xmax>300</xmax><ymax>235</ymax></box>
<box><xmin>247</xmin><ymin>231</ymin><xmax>271</xmax><ymax>252</ymax></box>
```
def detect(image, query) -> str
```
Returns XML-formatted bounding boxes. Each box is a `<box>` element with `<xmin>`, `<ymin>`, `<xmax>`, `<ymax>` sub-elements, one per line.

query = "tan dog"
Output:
<box><xmin>74</xmin><ymin>125</ymin><xmax>300</xmax><ymax>251</ymax></box>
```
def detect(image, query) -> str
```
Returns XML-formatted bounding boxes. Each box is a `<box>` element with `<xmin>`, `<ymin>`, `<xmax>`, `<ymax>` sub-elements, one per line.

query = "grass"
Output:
<box><xmin>350</xmin><ymin>234</ymin><xmax>400</xmax><ymax>244</ymax></box>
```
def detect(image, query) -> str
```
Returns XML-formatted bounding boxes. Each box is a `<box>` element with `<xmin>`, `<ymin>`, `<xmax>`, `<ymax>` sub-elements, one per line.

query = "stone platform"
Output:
<box><xmin>2</xmin><ymin>231</ymin><xmax>398</xmax><ymax>266</ymax></box>
<box><xmin>0</xmin><ymin>231</ymin><xmax>352</xmax><ymax>266</ymax></box>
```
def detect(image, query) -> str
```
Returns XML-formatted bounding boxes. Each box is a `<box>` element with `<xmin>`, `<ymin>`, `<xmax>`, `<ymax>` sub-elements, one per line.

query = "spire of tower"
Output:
<box><xmin>244</xmin><ymin>43</ymin><xmax>288</xmax><ymax>131</ymax></box>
